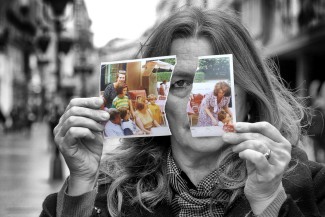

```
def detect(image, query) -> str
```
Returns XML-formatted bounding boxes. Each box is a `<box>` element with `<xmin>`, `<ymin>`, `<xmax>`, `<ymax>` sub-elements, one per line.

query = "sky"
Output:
<box><xmin>84</xmin><ymin>0</ymin><xmax>160</xmax><ymax>48</ymax></box>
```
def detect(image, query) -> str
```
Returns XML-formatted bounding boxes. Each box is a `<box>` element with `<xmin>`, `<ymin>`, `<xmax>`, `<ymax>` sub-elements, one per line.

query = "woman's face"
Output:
<box><xmin>166</xmin><ymin>37</ymin><xmax>249</xmax><ymax>154</ymax></box>
<box><xmin>117</xmin><ymin>74</ymin><xmax>126</xmax><ymax>84</ymax></box>
<box><xmin>217</xmin><ymin>89</ymin><xmax>225</xmax><ymax>98</ymax></box>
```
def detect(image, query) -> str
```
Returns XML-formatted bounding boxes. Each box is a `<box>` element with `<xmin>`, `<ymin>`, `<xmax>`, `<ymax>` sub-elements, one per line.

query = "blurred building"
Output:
<box><xmin>0</xmin><ymin>0</ymin><xmax>97</xmax><ymax>123</ymax></box>
<box><xmin>239</xmin><ymin>0</ymin><xmax>325</xmax><ymax>96</ymax></box>
<box><xmin>0</xmin><ymin>0</ymin><xmax>42</xmax><ymax>117</ymax></box>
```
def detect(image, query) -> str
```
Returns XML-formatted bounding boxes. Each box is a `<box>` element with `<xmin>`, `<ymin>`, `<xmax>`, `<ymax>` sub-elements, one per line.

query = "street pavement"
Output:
<box><xmin>0</xmin><ymin>122</ymin><xmax>120</xmax><ymax>217</ymax></box>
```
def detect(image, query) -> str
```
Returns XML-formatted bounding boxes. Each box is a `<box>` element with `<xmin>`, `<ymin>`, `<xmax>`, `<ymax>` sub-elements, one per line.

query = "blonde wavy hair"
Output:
<box><xmin>100</xmin><ymin>7</ymin><xmax>307</xmax><ymax>216</ymax></box>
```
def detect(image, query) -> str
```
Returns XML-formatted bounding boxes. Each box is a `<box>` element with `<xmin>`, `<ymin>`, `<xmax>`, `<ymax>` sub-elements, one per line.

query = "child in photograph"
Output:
<box><xmin>217</xmin><ymin>110</ymin><xmax>235</xmax><ymax>132</ymax></box>
<box><xmin>147</xmin><ymin>94</ymin><xmax>163</xmax><ymax>125</ymax></box>
<box><xmin>104</xmin><ymin>108</ymin><xmax>124</xmax><ymax>137</ymax></box>
<box><xmin>119</xmin><ymin>107</ymin><xmax>143</xmax><ymax>135</ymax></box>
<box><xmin>217</xmin><ymin>110</ymin><xmax>233</xmax><ymax>125</ymax></box>
<box><xmin>112</xmin><ymin>84</ymin><xmax>135</xmax><ymax>117</ymax></box>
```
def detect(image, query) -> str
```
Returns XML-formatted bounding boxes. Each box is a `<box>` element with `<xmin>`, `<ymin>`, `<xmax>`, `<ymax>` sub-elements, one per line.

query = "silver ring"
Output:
<box><xmin>263</xmin><ymin>149</ymin><xmax>271</xmax><ymax>160</ymax></box>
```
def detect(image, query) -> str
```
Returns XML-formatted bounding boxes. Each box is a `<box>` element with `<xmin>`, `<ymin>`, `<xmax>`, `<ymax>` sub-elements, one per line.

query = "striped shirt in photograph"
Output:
<box><xmin>112</xmin><ymin>96</ymin><xmax>129</xmax><ymax>109</ymax></box>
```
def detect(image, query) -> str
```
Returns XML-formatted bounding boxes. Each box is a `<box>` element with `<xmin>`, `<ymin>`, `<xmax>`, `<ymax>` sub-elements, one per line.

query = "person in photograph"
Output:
<box><xmin>104</xmin><ymin>108</ymin><xmax>124</xmax><ymax>137</ymax></box>
<box><xmin>159</xmin><ymin>80</ymin><xmax>169</xmax><ymax>96</ymax></box>
<box><xmin>218</xmin><ymin>109</ymin><xmax>233</xmax><ymax>125</ymax></box>
<box><xmin>112</xmin><ymin>84</ymin><xmax>135</xmax><ymax>117</ymax></box>
<box><xmin>103</xmin><ymin>70</ymin><xmax>126</xmax><ymax>109</ymax></box>
<box><xmin>42</xmin><ymin>7</ymin><xmax>325</xmax><ymax>217</ymax></box>
<box><xmin>119</xmin><ymin>107</ymin><xmax>143</xmax><ymax>135</ymax></box>
<box><xmin>218</xmin><ymin>109</ymin><xmax>235</xmax><ymax>133</ymax></box>
<box><xmin>135</xmin><ymin>101</ymin><xmax>160</xmax><ymax>135</ymax></box>
<box><xmin>197</xmin><ymin>81</ymin><xmax>233</xmax><ymax>127</ymax></box>
<box><xmin>147</xmin><ymin>94</ymin><xmax>163</xmax><ymax>125</ymax></box>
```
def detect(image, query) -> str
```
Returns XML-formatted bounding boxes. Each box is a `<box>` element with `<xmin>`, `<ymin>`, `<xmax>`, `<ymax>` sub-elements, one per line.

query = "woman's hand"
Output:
<box><xmin>222</xmin><ymin>122</ymin><xmax>291</xmax><ymax>214</ymax></box>
<box><xmin>53</xmin><ymin>97</ymin><xmax>110</xmax><ymax>195</ymax></box>
<box><xmin>212</xmin><ymin>118</ymin><xmax>218</xmax><ymax>126</ymax></box>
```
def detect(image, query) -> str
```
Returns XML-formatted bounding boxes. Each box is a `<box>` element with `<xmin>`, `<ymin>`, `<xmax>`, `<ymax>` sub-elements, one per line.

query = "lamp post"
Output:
<box><xmin>43</xmin><ymin>0</ymin><xmax>73</xmax><ymax>93</ymax></box>
<box><xmin>74</xmin><ymin>64</ymin><xmax>93</xmax><ymax>97</ymax></box>
<box><xmin>43</xmin><ymin>0</ymin><xmax>73</xmax><ymax>181</ymax></box>
<box><xmin>36</xmin><ymin>28</ymin><xmax>50</xmax><ymax>119</ymax></box>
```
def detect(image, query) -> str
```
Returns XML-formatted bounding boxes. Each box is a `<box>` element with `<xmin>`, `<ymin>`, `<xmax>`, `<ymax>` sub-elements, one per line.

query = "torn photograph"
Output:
<box><xmin>100</xmin><ymin>56</ymin><xmax>176</xmax><ymax>138</ymax></box>
<box><xmin>188</xmin><ymin>54</ymin><xmax>236</xmax><ymax>137</ymax></box>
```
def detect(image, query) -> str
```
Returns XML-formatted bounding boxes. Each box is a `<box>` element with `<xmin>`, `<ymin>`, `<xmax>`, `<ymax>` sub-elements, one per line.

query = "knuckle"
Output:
<box><xmin>257</xmin><ymin>153</ymin><xmax>265</xmax><ymax>161</ymax></box>
<box><xmin>58</xmin><ymin>114</ymin><xmax>65</xmax><ymax>124</ymax></box>
<box><xmin>255</xmin><ymin>142</ymin><xmax>264</xmax><ymax>151</ymax></box>
<box><xmin>54</xmin><ymin>134</ymin><xmax>60</xmax><ymax>145</ymax></box>
<box><xmin>53</xmin><ymin>125</ymin><xmax>59</xmax><ymax>135</ymax></box>
<box><xmin>249</xmin><ymin>132</ymin><xmax>260</xmax><ymax>140</ymax></box>
<box><xmin>69</xmin><ymin>106</ymin><xmax>79</xmax><ymax>115</ymax></box>
<box><xmin>67</xmin><ymin>127</ymin><xmax>76</xmax><ymax>136</ymax></box>
<box><xmin>259</xmin><ymin>121</ymin><xmax>270</xmax><ymax>129</ymax></box>
<box><xmin>70</xmin><ymin>98</ymin><xmax>79</xmax><ymax>106</ymax></box>
<box><xmin>67</xmin><ymin>116</ymin><xmax>77</xmax><ymax>125</ymax></box>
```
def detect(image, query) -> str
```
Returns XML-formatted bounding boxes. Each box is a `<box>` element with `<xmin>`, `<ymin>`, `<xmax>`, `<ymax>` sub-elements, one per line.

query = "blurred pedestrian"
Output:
<box><xmin>308</xmin><ymin>80</ymin><xmax>325</xmax><ymax>163</ymax></box>
<box><xmin>0</xmin><ymin>108</ymin><xmax>6</xmax><ymax>132</ymax></box>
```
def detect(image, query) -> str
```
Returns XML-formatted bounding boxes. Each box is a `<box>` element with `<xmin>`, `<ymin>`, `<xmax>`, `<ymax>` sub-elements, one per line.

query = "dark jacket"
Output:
<box><xmin>40</xmin><ymin>147</ymin><xmax>325</xmax><ymax>217</ymax></box>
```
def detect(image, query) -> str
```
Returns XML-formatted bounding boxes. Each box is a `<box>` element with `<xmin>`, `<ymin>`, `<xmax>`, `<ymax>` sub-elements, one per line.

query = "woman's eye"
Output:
<box><xmin>172</xmin><ymin>80</ymin><xmax>192</xmax><ymax>88</ymax></box>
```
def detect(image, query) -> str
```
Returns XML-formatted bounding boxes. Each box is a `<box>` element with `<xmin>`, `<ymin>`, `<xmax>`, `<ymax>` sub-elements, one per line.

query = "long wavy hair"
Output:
<box><xmin>100</xmin><ymin>7</ymin><xmax>306</xmax><ymax>216</ymax></box>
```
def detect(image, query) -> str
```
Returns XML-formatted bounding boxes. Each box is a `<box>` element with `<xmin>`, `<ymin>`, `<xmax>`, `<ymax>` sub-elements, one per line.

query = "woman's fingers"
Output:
<box><xmin>235</xmin><ymin>122</ymin><xmax>286</xmax><ymax>143</ymax></box>
<box><xmin>65</xmin><ymin>97</ymin><xmax>104</xmax><ymax>112</ymax></box>
<box><xmin>238</xmin><ymin>149</ymin><xmax>270</xmax><ymax>174</ymax></box>
<box><xmin>232</xmin><ymin>139</ymin><xmax>270</xmax><ymax>156</ymax></box>
<box><xmin>59</xmin><ymin>116</ymin><xmax>105</xmax><ymax>137</ymax></box>
<box><xmin>55</xmin><ymin>127</ymin><xmax>95</xmax><ymax>152</ymax></box>
<box><xmin>223</xmin><ymin>132</ymin><xmax>274</xmax><ymax>146</ymax></box>
<box><xmin>60</xmin><ymin>106</ymin><xmax>110</xmax><ymax>124</ymax></box>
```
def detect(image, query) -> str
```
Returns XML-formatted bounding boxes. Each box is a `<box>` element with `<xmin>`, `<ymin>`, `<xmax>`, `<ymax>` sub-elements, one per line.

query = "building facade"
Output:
<box><xmin>0</xmin><ymin>0</ymin><xmax>95</xmax><ymax>123</ymax></box>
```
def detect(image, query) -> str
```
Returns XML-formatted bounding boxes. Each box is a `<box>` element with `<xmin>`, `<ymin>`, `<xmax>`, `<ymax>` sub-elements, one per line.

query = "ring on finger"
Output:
<box><xmin>263</xmin><ymin>149</ymin><xmax>272</xmax><ymax>160</ymax></box>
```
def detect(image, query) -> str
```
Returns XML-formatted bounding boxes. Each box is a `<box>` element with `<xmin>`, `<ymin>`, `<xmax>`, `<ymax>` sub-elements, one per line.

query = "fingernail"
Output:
<box><xmin>234</xmin><ymin>123</ymin><xmax>242</xmax><ymax>130</ymax></box>
<box><xmin>222</xmin><ymin>133</ymin><xmax>231</xmax><ymax>141</ymax></box>
<box><xmin>96</xmin><ymin>98</ymin><xmax>104</xmax><ymax>106</ymax></box>
<box><xmin>102</xmin><ymin>112</ymin><xmax>110</xmax><ymax>119</ymax></box>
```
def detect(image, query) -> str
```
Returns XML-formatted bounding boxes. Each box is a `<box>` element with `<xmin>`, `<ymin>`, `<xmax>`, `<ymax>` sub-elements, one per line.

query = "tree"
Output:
<box><xmin>163</xmin><ymin>58</ymin><xmax>176</xmax><ymax>66</ymax></box>
<box><xmin>198</xmin><ymin>57</ymin><xmax>230</xmax><ymax>80</ymax></box>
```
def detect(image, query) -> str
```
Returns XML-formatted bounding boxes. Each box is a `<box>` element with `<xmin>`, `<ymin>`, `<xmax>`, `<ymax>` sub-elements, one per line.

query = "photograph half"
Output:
<box><xmin>188</xmin><ymin>54</ymin><xmax>236</xmax><ymax>137</ymax></box>
<box><xmin>100</xmin><ymin>56</ymin><xmax>176</xmax><ymax>138</ymax></box>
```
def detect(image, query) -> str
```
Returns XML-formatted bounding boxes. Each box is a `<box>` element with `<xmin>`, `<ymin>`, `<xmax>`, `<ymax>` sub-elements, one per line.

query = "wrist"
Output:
<box><xmin>67</xmin><ymin>174</ymin><xmax>98</xmax><ymax>196</ymax></box>
<box><xmin>247</xmin><ymin>182</ymin><xmax>284</xmax><ymax>215</ymax></box>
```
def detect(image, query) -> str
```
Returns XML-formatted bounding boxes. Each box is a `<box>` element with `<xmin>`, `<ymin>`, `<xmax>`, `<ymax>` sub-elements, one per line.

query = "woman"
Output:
<box><xmin>103</xmin><ymin>70</ymin><xmax>126</xmax><ymax>109</ymax></box>
<box><xmin>41</xmin><ymin>7</ymin><xmax>325</xmax><ymax>217</ymax></box>
<box><xmin>135</xmin><ymin>101</ymin><xmax>160</xmax><ymax>134</ymax></box>
<box><xmin>198</xmin><ymin>81</ymin><xmax>232</xmax><ymax>126</ymax></box>
<box><xmin>111</xmin><ymin>83</ymin><xmax>135</xmax><ymax>118</ymax></box>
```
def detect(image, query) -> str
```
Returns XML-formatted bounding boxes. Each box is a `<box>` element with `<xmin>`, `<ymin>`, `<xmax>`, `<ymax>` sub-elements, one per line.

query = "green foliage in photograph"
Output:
<box><xmin>157</xmin><ymin>72</ymin><xmax>172</xmax><ymax>82</ymax></box>
<box><xmin>198</xmin><ymin>57</ymin><xmax>230</xmax><ymax>80</ymax></box>
<box><xmin>194</xmin><ymin>72</ymin><xmax>205</xmax><ymax>83</ymax></box>
<box><xmin>163</xmin><ymin>58</ymin><xmax>176</xmax><ymax>66</ymax></box>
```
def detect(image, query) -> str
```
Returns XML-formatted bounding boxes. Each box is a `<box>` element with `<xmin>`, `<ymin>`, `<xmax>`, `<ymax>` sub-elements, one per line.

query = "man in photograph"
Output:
<box><xmin>103</xmin><ymin>70</ymin><xmax>126</xmax><ymax>109</ymax></box>
<box><xmin>104</xmin><ymin>108</ymin><xmax>124</xmax><ymax>137</ymax></box>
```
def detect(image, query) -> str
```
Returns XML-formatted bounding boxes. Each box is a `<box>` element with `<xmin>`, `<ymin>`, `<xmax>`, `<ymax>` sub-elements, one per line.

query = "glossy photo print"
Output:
<box><xmin>100</xmin><ymin>56</ymin><xmax>176</xmax><ymax>138</ymax></box>
<box><xmin>188</xmin><ymin>54</ymin><xmax>236</xmax><ymax>137</ymax></box>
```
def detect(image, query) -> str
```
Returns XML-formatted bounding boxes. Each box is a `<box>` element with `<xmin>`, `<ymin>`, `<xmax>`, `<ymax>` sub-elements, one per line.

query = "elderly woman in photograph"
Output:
<box><xmin>198</xmin><ymin>81</ymin><xmax>232</xmax><ymax>126</ymax></box>
<box><xmin>41</xmin><ymin>7</ymin><xmax>325</xmax><ymax>217</ymax></box>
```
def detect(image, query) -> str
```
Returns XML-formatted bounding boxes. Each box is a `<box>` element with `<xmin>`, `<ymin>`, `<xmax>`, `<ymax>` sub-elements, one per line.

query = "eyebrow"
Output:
<box><xmin>171</xmin><ymin>70</ymin><xmax>195</xmax><ymax>81</ymax></box>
